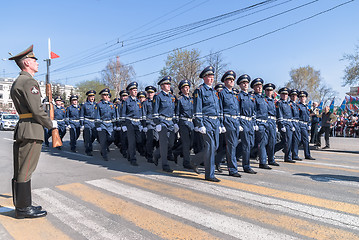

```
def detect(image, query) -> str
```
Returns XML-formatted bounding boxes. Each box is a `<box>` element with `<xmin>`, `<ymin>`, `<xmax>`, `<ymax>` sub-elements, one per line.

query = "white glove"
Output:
<box><xmin>156</xmin><ymin>124</ymin><xmax>162</xmax><ymax>132</ymax></box>
<box><xmin>139</xmin><ymin>125</ymin><xmax>143</xmax><ymax>132</ymax></box>
<box><xmin>199</xmin><ymin>126</ymin><xmax>206</xmax><ymax>134</ymax></box>
<box><xmin>292</xmin><ymin>127</ymin><xmax>295</xmax><ymax>132</ymax></box>
<box><xmin>122</xmin><ymin>126</ymin><xmax>128</xmax><ymax>132</ymax></box>
<box><xmin>308</xmin><ymin>126</ymin><xmax>311</xmax><ymax>131</ymax></box>
<box><xmin>96</xmin><ymin>127</ymin><xmax>102</xmax><ymax>131</ymax></box>
<box><xmin>281</xmin><ymin>127</ymin><xmax>286</xmax><ymax>132</ymax></box>
<box><xmin>221</xmin><ymin>126</ymin><xmax>226</xmax><ymax>133</ymax></box>
<box><xmin>174</xmin><ymin>124</ymin><xmax>179</xmax><ymax>133</ymax></box>
<box><xmin>66</xmin><ymin>125</ymin><xmax>71</xmax><ymax>129</ymax></box>
<box><xmin>253</xmin><ymin>125</ymin><xmax>259</xmax><ymax>131</ymax></box>
<box><xmin>52</xmin><ymin>120</ymin><xmax>58</xmax><ymax>129</ymax></box>
<box><xmin>194</xmin><ymin>126</ymin><xmax>199</xmax><ymax>132</ymax></box>
<box><xmin>276</xmin><ymin>127</ymin><xmax>279</xmax><ymax>132</ymax></box>
<box><xmin>80</xmin><ymin>126</ymin><xmax>84</xmax><ymax>131</ymax></box>
<box><xmin>239</xmin><ymin>126</ymin><xmax>244</xmax><ymax>132</ymax></box>
<box><xmin>143</xmin><ymin>127</ymin><xmax>148</xmax><ymax>133</ymax></box>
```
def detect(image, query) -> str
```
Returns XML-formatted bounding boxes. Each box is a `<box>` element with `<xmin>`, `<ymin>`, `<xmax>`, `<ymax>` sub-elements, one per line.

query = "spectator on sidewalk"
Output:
<box><xmin>315</xmin><ymin>106</ymin><xmax>337</xmax><ymax>149</ymax></box>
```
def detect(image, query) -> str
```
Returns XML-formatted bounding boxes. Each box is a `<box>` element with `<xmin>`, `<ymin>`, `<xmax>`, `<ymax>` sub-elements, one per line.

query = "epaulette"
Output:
<box><xmin>178</xmin><ymin>95</ymin><xmax>183</xmax><ymax>100</ymax></box>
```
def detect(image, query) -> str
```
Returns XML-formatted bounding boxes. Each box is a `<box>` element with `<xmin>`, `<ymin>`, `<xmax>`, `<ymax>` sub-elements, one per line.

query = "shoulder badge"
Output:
<box><xmin>30</xmin><ymin>86</ymin><xmax>39</xmax><ymax>94</ymax></box>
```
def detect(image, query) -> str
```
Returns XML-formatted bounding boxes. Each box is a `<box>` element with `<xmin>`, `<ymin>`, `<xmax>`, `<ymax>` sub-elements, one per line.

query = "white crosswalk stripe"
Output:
<box><xmin>87</xmin><ymin>178</ymin><xmax>300</xmax><ymax>240</ymax></box>
<box><xmin>33</xmin><ymin>188</ymin><xmax>145</xmax><ymax>240</ymax></box>
<box><xmin>139</xmin><ymin>171</ymin><xmax>359</xmax><ymax>231</ymax></box>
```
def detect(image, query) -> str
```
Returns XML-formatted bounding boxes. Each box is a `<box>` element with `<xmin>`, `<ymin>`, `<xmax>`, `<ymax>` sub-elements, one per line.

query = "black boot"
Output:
<box><xmin>15</xmin><ymin>180</ymin><xmax>47</xmax><ymax>219</ymax></box>
<box><xmin>12</xmin><ymin>179</ymin><xmax>42</xmax><ymax>211</ymax></box>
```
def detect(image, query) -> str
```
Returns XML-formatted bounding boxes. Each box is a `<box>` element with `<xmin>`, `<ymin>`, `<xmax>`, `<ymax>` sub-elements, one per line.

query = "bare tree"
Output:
<box><xmin>205</xmin><ymin>50</ymin><xmax>228</xmax><ymax>84</ymax></box>
<box><xmin>101</xmin><ymin>56</ymin><xmax>136</xmax><ymax>97</ymax></box>
<box><xmin>159</xmin><ymin>49</ymin><xmax>203</xmax><ymax>95</ymax></box>
<box><xmin>342</xmin><ymin>43</ymin><xmax>359</xmax><ymax>86</ymax></box>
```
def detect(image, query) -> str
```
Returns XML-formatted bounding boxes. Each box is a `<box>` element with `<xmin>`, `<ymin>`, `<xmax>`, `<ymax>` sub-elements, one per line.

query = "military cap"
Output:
<box><xmin>214</xmin><ymin>83</ymin><xmax>225</xmax><ymax>91</ymax></box>
<box><xmin>298</xmin><ymin>90</ymin><xmax>308</xmax><ymax>98</ymax></box>
<box><xmin>250</xmin><ymin>78</ymin><xmax>264</xmax><ymax>88</ymax></box>
<box><xmin>289</xmin><ymin>88</ymin><xmax>299</xmax><ymax>95</ymax></box>
<box><xmin>70</xmin><ymin>95</ymin><xmax>79</xmax><ymax>101</ymax></box>
<box><xmin>199</xmin><ymin>66</ymin><xmax>215</xmax><ymax>78</ymax></box>
<box><xmin>9</xmin><ymin>45</ymin><xmax>38</xmax><ymax>62</ymax></box>
<box><xmin>113</xmin><ymin>97</ymin><xmax>121</xmax><ymax>103</ymax></box>
<box><xmin>126</xmin><ymin>81</ymin><xmax>138</xmax><ymax>91</ymax></box>
<box><xmin>86</xmin><ymin>90</ymin><xmax>96</xmax><ymax>96</ymax></box>
<box><xmin>120</xmin><ymin>90</ymin><xmax>129</xmax><ymax>97</ymax></box>
<box><xmin>158</xmin><ymin>76</ymin><xmax>172</xmax><ymax>85</ymax></box>
<box><xmin>145</xmin><ymin>85</ymin><xmax>157</xmax><ymax>93</ymax></box>
<box><xmin>54</xmin><ymin>96</ymin><xmax>63</xmax><ymax>101</ymax></box>
<box><xmin>263</xmin><ymin>83</ymin><xmax>276</xmax><ymax>91</ymax></box>
<box><xmin>178</xmin><ymin>79</ymin><xmax>191</xmax><ymax>90</ymax></box>
<box><xmin>237</xmin><ymin>74</ymin><xmax>251</xmax><ymax>85</ymax></box>
<box><xmin>99</xmin><ymin>88</ymin><xmax>111</xmax><ymax>95</ymax></box>
<box><xmin>137</xmin><ymin>91</ymin><xmax>147</xmax><ymax>98</ymax></box>
<box><xmin>221</xmin><ymin>70</ymin><xmax>236</xmax><ymax>82</ymax></box>
<box><xmin>278</xmin><ymin>87</ymin><xmax>289</xmax><ymax>94</ymax></box>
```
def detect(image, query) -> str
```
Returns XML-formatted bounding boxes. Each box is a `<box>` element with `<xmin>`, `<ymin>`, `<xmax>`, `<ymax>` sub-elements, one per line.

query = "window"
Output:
<box><xmin>0</xmin><ymin>85</ymin><xmax>3</xmax><ymax>90</ymax></box>
<box><xmin>8</xmin><ymin>103</ymin><xmax>12</xmax><ymax>108</ymax></box>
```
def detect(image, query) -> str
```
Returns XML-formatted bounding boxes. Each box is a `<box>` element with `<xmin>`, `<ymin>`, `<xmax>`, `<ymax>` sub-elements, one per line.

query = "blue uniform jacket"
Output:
<box><xmin>95</xmin><ymin>100</ymin><xmax>116</xmax><ymax>134</ymax></box>
<box><xmin>276</xmin><ymin>99</ymin><xmax>293</xmax><ymax>129</ymax></box>
<box><xmin>238</xmin><ymin>91</ymin><xmax>256</xmax><ymax>129</ymax></box>
<box><xmin>152</xmin><ymin>91</ymin><xmax>176</xmax><ymax>127</ymax></box>
<box><xmin>218</xmin><ymin>87</ymin><xmax>239</xmax><ymax>130</ymax></box>
<box><xmin>254</xmin><ymin>93</ymin><xmax>268</xmax><ymax>121</ymax></box>
<box><xmin>66</xmin><ymin>104</ymin><xmax>81</xmax><ymax>128</ymax></box>
<box><xmin>265</xmin><ymin>96</ymin><xmax>276</xmax><ymax>117</ymax></box>
<box><xmin>54</xmin><ymin>105</ymin><xmax>66</xmax><ymax>128</ymax></box>
<box><xmin>193</xmin><ymin>83</ymin><xmax>221</xmax><ymax>128</ymax></box>
<box><xmin>142</xmin><ymin>98</ymin><xmax>155</xmax><ymax>129</ymax></box>
<box><xmin>121</xmin><ymin>96</ymin><xmax>143</xmax><ymax>126</ymax></box>
<box><xmin>80</xmin><ymin>100</ymin><xmax>97</xmax><ymax>129</ymax></box>
<box><xmin>298</xmin><ymin>102</ymin><xmax>310</xmax><ymax>124</ymax></box>
<box><xmin>289</xmin><ymin>100</ymin><xmax>300</xmax><ymax>120</ymax></box>
<box><xmin>176</xmin><ymin>94</ymin><xmax>194</xmax><ymax>130</ymax></box>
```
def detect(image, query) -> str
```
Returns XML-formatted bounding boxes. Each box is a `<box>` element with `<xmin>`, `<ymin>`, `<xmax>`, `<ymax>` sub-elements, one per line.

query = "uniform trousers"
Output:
<box><xmin>255</xmin><ymin>122</ymin><xmax>269</xmax><ymax>165</ymax></box>
<box><xmin>154</xmin><ymin>123</ymin><xmax>175</xmax><ymax>169</ymax></box>
<box><xmin>239</xmin><ymin>120</ymin><xmax>255</xmax><ymax>170</ymax></box>
<box><xmin>178</xmin><ymin>123</ymin><xmax>193</xmax><ymax>167</ymax></box>
<box><xmin>193</xmin><ymin>118</ymin><xmax>219</xmax><ymax>179</ymax></box>
<box><xmin>292</xmin><ymin>122</ymin><xmax>301</xmax><ymax>158</ymax></box>
<box><xmin>275</xmin><ymin>124</ymin><xmax>293</xmax><ymax>161</ymax></box>
<box><xmin>299</xmin><ymin>122</ymin><xmax>311</xmax><ymax>158</ymax></box>
<box><xmin>125</xmin><ymin>121</ymin><xmax>142</xmax><ymax>163</ymax></box>
<box><xmin>266</xmin><ymin>119</ymin><xmax>277</xmax><ymax>164</ymax></box>
<box><xmin>69</xmin><ymin>125</ymin><xmax>80</xmax><ymax>151</ymax></box>
<box><xmin>13</xmin><ymin>139</ymin><xmax>43</xmax><ymax>182</ymax></box>
<box><xmin>98</xmin><ymin>130</ymin><xmax>114</xmax><ymax>159</ymax></box>
<box><xmin>83</xmin><ymin>126</ymin><xmax>97</xmax><ymax>153</ymax></box>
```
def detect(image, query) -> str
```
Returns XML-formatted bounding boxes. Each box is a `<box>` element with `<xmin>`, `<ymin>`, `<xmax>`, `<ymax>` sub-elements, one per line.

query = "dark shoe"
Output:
<box><xmin>205</xmin><ymin>177</ymin><xmax>221</xmax><ymax>182</ymax></box>
<box><xmin>244</xmin><ymin>168</ymin><xmax>257</xmax><ymax>174</ymax></box>
<box><xmin>174</xmin><ymin>154</ymin><xmax>178</xmax><ymax>164</ymax></box>
<box><xmin>259</xmin><ymin>164</ymin><xmax>272</xmax><ymax>170</ymax></box>
<box><xmin>56</xmin><ymin>146</ymin><xmax>62</xmax><ymax>150</ymax></box>
<box><xmin>71</xmin><ymin>148</ymin><xmax>77</xmax><ymax>153</ymax></box>
<box><xmin>293</xmin><ymin>157</ymin><xmax>302</xmax><ymax>161</ymax></box>
<box><xmin>216</xmin><ymin>164</ymin><xmax>223</xmax><ymax>173</ymax></box>
<box><xmin>147</xmin><ymin>158</ymin><xmax>154</xmax><ymax>163</ymax></box>
<box><xmin>322</xmin><ymin>146</ymin><xmax>330</xmax><ymax>149</ymax></box>
<box><xmin>305</xmin><ymin>156</ymin><xmax>316</xmax><ymax>160</ymax></box>
<box><xmin>44</xmin><ymin>144</ymin><xmax>49</xmax><ymax>147</ymax></box>
<box><xmin>193</xmin><ymin>165</ymin><xmax>200</xmax><ymax>174</ymax></box>
<box><xmin>103</xmin><ymin>156</ymin><xmax>108</xmax><ymax>161</ymax></box>
<box><xmin>130</xmin><ymin>161</ymin><xmax>139</xmax><ymax>166</ymax></box>
<box><xmin>284</xmin><ymin>160</ymin><xmax>296</xmax><ymax>163</ymax></box>
<box><xmin>153</xmin><ymin>156</ymin><xmax>159</xmax><ymax>166</ymax></box>
<box><xmin>162</xmin><ymin>167</ymin><xmax>173</xmax><ymax>173</ymax></box>
<box><xmin>107</xmin><ymin>147</ymin><xmax>110</xmax><ymax>152</ymax></box>
<box><xmin>15</xmin><ymin>207</ymin><xmax>47</xmax><ymax>219</ymax></box>
<box><xmin>229</xmin><ymin>172</ymin><xmax>241</xmax><ymax>177</ymax></box>
<box><xmin>86</xmin><ymin>152</ymin><xmax>93</xmax><ymax>156</ymax></box>
<box><xmin>268</xmin><ymin>162</ymin><xmax>280</xmax><ymax>166</ymax></box>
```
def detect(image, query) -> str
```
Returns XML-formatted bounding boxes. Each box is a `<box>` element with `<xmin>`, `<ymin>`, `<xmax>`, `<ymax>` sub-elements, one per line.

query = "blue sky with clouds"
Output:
<box><xmin>1</xmin><ymin>0</ymin><xmax>358</xmax><ymax>103</ymax></box>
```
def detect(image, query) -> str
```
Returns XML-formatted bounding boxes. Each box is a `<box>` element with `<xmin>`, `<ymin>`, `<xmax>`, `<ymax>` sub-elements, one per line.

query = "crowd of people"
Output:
<box><xmin>44</xmin><ymin>66</ymin><xmax>324</xmax><ymax>182</ymax></box>
<box><xmin>332</xmin><ymin>112</ymin><xmax>359</xmax><ymax>138</ymax></box>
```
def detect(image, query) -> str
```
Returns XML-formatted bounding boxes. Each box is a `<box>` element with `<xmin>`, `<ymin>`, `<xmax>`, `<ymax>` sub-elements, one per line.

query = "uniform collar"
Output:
<box><xmin>162</xmin><ymin>90</ymin><xmax>170</xmax><ymax>96</ymax></box>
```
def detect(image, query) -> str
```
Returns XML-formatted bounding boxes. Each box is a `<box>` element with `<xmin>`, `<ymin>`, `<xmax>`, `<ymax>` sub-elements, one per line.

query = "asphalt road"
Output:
<box><xmin>0</xmin><ymin>130</ymin><xmax>359</xmax><ymax>239</ymax></box>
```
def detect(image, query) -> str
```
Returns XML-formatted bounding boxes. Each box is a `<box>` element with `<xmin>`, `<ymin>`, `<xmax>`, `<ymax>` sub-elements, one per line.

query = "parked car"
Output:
<box><xmin>0</xmin><ymin>114</ymin><xmax>19</xmax><ymax>130</ymax></box>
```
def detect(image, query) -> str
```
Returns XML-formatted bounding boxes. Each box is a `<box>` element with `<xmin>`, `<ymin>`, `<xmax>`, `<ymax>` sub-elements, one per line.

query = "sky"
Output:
<box><xmin>1</xmin><ymin>0</ymin><xmax>358</xmax><ymax>104</ymax></box>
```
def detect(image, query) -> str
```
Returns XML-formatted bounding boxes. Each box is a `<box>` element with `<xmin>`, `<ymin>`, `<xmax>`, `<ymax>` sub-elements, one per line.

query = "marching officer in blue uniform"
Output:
<box><xmin>113</xmin><ymin>97</ymin><xmax>122</xmax><ymax>149</ymax></box>
<box><xmin>275</xmin><ymin>87</ymin><xmax>296</xmax><ymax>163</ymax></box>
<box><xmin>142</xmin><ymin>86</ymin><xmax>157</xmax><ymax>163</ymax></box>
<box><xmin>66</xmin><ymin>95</ymin><xmax>81</xmax><ymax>152</ymax></box>
<box><xmin>193</xmin><ymin>66</ymin><xmax>222</xmax><ymax>181</ymax></box>
<box><xmin>252</xmin><ymin>78</ymin><xmax>272</xmax><ymax>170</ymax></box>
<box><xmin>80</xmin><ymin>90</ymin><xmax>97</xmax><ymax>156</ymax></box>
<box><xmin>289</xmin><ymin>89</ymin><xmax>301</xmax><ymax>160</ymax></box>
<box><xmin>95</xmin><ymin>88</ymin><xmax>116</xmax><ymax>161</ymax></box>
<box><xmin>137</xmin><ymin>90</ymin><xmax>147</xmax><ymax>157</ymax></box>
<box><xmin>237</xmin><ymin>74</ymin><xmax>257</xmax><ymax>174</ymax></box>
<box><xmin>213</xmin><ymin>83</ymin><xmax>226</xmax><ymax>172</ymax></box>
<box><xmin>153</xmin><ymin>76</ymin><xmax>178</xmax><ymax>172</ymax></box>
<box><xmin>118</xmin><ymin>90</ymin><xmax>129</xmax><ymax>158</ymax></box>
<box><xmin>218</xmin><ymin>70</ymin><xmax>241</xmax><ymax>177</ymax></box>
<box><xmin>175</xmin><ymin>80</ymin><xmax>197</xmax><ymax>170</ymax></box>
<box><xmin>121</xmin><ymin>82</ymin><xmax>143</xmax><ymax>166</ymax></box>
<box><xmin>298</xmin><ymin>91</ymin><xmax>315</xmax><ymax>160</ymax></box>
<box><xmin>263</xmin><ymin>83</ymin><xmax>280</xmax><ymax>166</ymax></box>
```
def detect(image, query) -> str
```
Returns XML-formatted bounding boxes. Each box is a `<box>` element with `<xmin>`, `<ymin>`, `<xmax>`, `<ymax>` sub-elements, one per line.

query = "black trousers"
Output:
<box><xmin>316</xmin><ymin>126</ymin><xmax>331</xmax><ymax>147</ymax></box>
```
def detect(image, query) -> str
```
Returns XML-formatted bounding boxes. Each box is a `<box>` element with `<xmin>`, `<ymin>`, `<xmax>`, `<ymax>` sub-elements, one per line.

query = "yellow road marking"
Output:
<box><xmin>0</xmin><ymin>194</ymin><xmax>70</xmax><ymax>240</ymax></box>
<box><xmin>58</xmin><ymin>183</ymin><xmax>219</xmax><ymax>240</ymax></box>
<box><xmin>290</xmin><ymin>162</ymin><xmax>359</xmax><ymax>173</ymax></box>
<box><xmin>115</xmin><ymin>175</ymin><xmax>359</xmax><ymax>240</ymax></box>
<box><xmin>169</xmin><ymin>171</ymin><xmax>359</xmax><ymax>216</ymax></box>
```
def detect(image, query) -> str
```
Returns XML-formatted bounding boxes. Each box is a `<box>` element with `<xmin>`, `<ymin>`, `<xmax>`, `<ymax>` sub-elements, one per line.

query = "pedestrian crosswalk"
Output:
<box><xmin>1</xmin><ymin>169</ymin><xmax>359</xmax><ymax>239</ymax></box>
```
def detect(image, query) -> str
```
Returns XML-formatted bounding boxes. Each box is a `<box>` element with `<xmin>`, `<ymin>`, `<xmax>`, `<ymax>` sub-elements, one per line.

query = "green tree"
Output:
<box><xmin>342</xmin><ymin>44</ymin><xmax>359</xmax><ymax>86</ymax></box>
<box><xmin>76</xmin><ymin>78</ymin><xmax>108</xmax><ymax>103</ymax></box>
<box><xmin>159</xmin><ymin>49</ymin><xmax>203</xmax><ymax>95</ymax></box>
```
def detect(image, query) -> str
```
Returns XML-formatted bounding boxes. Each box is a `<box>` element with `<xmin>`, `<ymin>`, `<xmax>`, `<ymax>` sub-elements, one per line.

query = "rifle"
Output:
<box><xmin>45</xmin><ymin>59</ymin><xmax>62</xmax><ymax>148</ymax></box>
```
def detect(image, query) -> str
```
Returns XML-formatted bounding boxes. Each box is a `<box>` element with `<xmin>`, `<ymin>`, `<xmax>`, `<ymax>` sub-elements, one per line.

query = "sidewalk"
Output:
<box><xmin>311</xmin><ymin>137</ymin><xmax>359</xmax><ymax>154</ymax></box>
